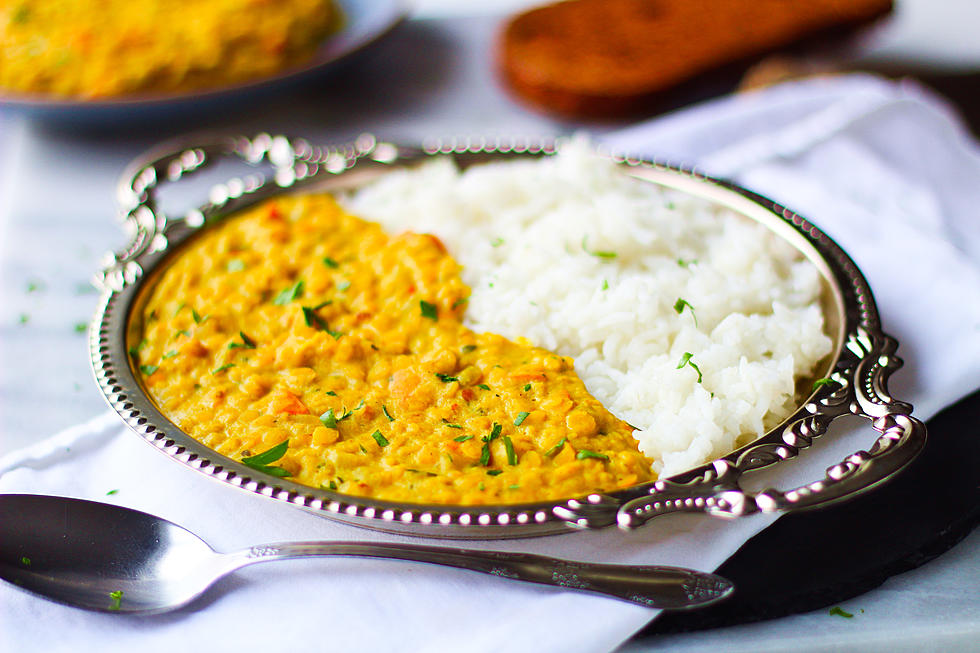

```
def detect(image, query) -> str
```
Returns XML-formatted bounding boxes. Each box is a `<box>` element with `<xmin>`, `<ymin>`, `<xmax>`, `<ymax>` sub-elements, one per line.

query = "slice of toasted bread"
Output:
<box><xmin>497</xmin><ymin>0</ymin><xmax>892</xmax><ymax>119</ymax></box>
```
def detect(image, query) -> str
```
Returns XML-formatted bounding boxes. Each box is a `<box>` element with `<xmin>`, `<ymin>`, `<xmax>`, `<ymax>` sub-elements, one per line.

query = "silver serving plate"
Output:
<box><xmin>90</xmin><ymin>134</ymin><xmax>927</xmax><ymax>539</ymax></box>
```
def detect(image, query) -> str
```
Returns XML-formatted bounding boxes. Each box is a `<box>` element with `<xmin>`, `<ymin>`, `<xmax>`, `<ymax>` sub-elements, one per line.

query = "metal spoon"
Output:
<box><xmin>0</xmin><ymin>493</ymin><xmax>733</xmax><ymax>614</ymax></box>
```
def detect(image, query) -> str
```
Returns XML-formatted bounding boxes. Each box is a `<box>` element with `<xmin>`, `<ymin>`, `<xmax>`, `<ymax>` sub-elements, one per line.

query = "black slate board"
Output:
<box><xmin>637</xmin><ymin>388</ymin><xmax>980</xmax><ymax>636</ymax></box>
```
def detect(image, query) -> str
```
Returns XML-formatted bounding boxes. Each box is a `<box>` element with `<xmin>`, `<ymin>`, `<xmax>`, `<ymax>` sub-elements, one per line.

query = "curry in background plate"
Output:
<box><xmin>134</xmin><ymin>195</ymin><xmax>655</xmax><ymax>505</ymax></box>
<box><xmin>0</xmin><ymin>0</ymin><xmax>338</xmax><ymax>98</ymax></box>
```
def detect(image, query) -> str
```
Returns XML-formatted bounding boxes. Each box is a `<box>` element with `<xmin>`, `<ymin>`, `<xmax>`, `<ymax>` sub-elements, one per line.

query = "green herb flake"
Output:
<box><xmin>486</xmin><ymin>469</ymin><xmax>503</xmax><ymax>476</ymax></box>
<box><xmin>676</xmin><ymin>352</ymin><xmax>703</xmax><ymax>383</ymax></box>
<box><xmin>11</xmin><ymin>5</ymin><xmax>30</xmax><ymax>23</ymax></box>
<box><xmin>211</xmin><ymin>363</ymin><xmax>235</xmax><ymax>375</ymax></box>
<box><xmin>241</xmin><ymin>440</ymin><xmax>291</xmax><ymax>477</ymax></box>
<box><xmin>444</xmin><ymin>422</ymin><xmax>463</xmax><ymax>429</ymax></box>
<box><xmin>25</xmin><ymin>280</ymin><xmax>44</xmax><ymax>293</ymax></box>
<box><xmin>523</xmin><ymin>383</ymin><xmax>531</xmax><ymax>392</ymax></box>
<box><xmin>508</xmin><ymin>484</ymin><xmax>520</xmax><ymax>490</ymax></box>
<box><xmin>503</xmin><ymin>436</ymin><xmax>518</xmax><ymax>465</ymax></box>
<box><xmin>327</xmin><ymin>480</ymin><xmax>338</xmax><ymax>490</ymax></box>
<box><xmin>461</xmin><ymin>344</ymin><xmax>477</xmax><ymax>354</ymax></box>
<box><xmin>602</xmin><ymin>279</ymin><xmax>609</xmax><ymax>291</ymax></box>
<box><xmin>302</xmin><ymin>306</ymin><xmax>341</xmax><ymax>338</ymax></box>
<box><xmin>677</xmin><ymin>258</ymin><xmax>698</xmax><ymax>268</ymax></box>
<box><xmin>139</xmin><ymin>364</ymin><xmax>158</xmax><ymax>376</ymax></box>
<box><xmin>226</xmin><ymin>259</ymin><xmax>246</xmax><ymax>272</ymax></box>
<box><xmin>20</xmin><ymin>556</ymin><xmax>30</xmax><ymax>567</ymax></box>
<box><xmin>544</xmin><ymin>437</ymin><xmax>567</xmax><ymax>457</ymax></box>
<box><xmin>453</xmin><ymin>434</ymin><xmax>473</xmax><ymax>442</ymax></box>
<box><xmin>477</xmin><ymin>383</ymin><xmax>490</xmax><ymax>391</ymax></box>
<box><xmin>106</xmin><ymin>489</ymin><xmax>119</xmax><ymax>496</ymax></box>
<box><xmin>371</xmin><ymin>430</ymin><xmax>390</xmax><ymax>447</ymax></box>
<box><xmin>162</xmin><ymin>350</ymin><xmax>179</xmax><ymax>359</ymax></box>
<box><xmin>513</xmin><ymin>411</ymin><xmax>530</xmax><ymax>426</ymax></box>
<box><xmin>673</xmin><ymin>298</ymin><xmax>698</xmax><ymax>326</ymax></box>
<box><xmin>490</xmin><ymin>237</ymin><xmax>504</xmax><ymax>247</ymax></box>
<box><xmin>420</xmin><ymin>300</ymin><xmax>438</xmax><ymax>321</ymax></box>
<box><xmin>273</xmin><ymin>280</ymin><xmax>304</xmax><ymax>305</ymax></box>
<box><xmin>382</xmin><ymin>405</ymin><xmax>395</xmax><ymax>422</ymax></box>
<box><xmin>812</xmin><ymin>377</ymin><xmax>836</xmax><ymax>391</ymax></box>
<box><xmin>582</xmin><ymin>235</ymin><xmax>617</xmax><ymax>259</ymax></box>
<box><xmin>191</xmin><ymin>308</ymin><xmax>207</xmax><ymax>324</ymax></box>
<box><xmin>18</xmin><ymin>313</ymin><xmax>29</xmax><ymax>325</ymax></box>
<box><xmin>435</xmin><ymin>373</ymin><xmax>459</xmax><ymax>383</ymax></box>
<box><xmin>322</xmin><ymin>256</ymin><xmax>339</xmax><ymax>269</ymax></box>
<box><xmin>829</xmin><ymin>606</ymin><xmax>854</xmax><ymax>619</ymax></box>
<box><xmin>108</xmin><ymin>590</ymin><xmax>123</xmax><ymax>611</ymax></box>
<box><xmin>228</xmin><ymin>331</ymin><xmax>257</xmax><ymax>350</ymax></box>
<box><xmin>319</xmin><ymin>409</ymin><xmax>338</xmax><ymax>428</ymax></box>
<box><xmin>325</xmin><ymin>390</ymin><xmax>337</xmax><ymax>396</ymax></box>
<box><xmin>71</xmin><ymin>322</ymin><xmax>86</xmax><ymax>334</ymax></box>
<box><xmin>452</xmin><ymin>297</ymin><xmax>469</xmax><ymax>309</ymax></box>
<box><xmin>337</xmin><ymin>280</ymin><xmax>351</xmax><ymax>291</ymax></box>
<box><xmin>576</xmin><ymin>450</ymin><xmax>610</xmax><ymax>462</ymax></box>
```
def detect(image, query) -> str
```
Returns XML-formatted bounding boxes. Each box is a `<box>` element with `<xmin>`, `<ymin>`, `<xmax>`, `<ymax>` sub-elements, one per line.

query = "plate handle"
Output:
<box><xmin>555</xmin><ymin>327</ymin><xmax>928</xmax><ymax>529</ymax></box>
<box><xmin>96</xmin><ymin>133</ymin><xmax>390</xmax><ymax>292</ymax></box>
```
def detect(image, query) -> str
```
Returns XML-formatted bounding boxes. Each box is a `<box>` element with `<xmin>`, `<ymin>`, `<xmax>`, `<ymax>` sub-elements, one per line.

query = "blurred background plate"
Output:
<box><xmin>0</xmin><ymin>0</ymin><xmax>408</xmax><ymax>128</ymax></box>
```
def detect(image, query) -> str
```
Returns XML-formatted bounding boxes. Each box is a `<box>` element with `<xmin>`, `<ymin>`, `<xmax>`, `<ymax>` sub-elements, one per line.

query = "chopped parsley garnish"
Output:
<box><xmin>371</xmin><ymin>430</ymin><xmax>390</xmax><ymax>447</ymax></box>
<box><xmin>479</xmin><ymin>423</ymin><xmax>502</xmax><ymax>466</ymax></box>
<box><xmin>273</xmin><ymin>280</ymin><xmax>304</xmax><ymax>305</ymax></box>
<box><xmin>452</xmin><ymin>297</ymin><xmax>469</xmax><ymax>309</ymax></box>
<box><xmin>503</xmin><ymin>436</ymin><xmax>518</xmax><ymax>465</ymax></box>
<box><xmin>325</xmin><ymin>390</ymin><xmax>337</xmax><ymax>396</ymax></box>
<box><xmin>487</xmin><ymin>469</ymin><xmax>503</xmax><ymax>476</ymax></box>
<box><xmin>382</xmin><ymin>405</ymin><xmax>395</xmax><ymax>421</ymax></box>
<box><xmin>108</xmin><ymin>590</ymin><xmax>123</xmax><ymax>611</ymax></box>
<box><xmin>444</xmin><ymin>422</ymin><xmax>463</xmax><ymax>429</ymax></box>
<box><xmin>226</xmin><ymin>259</ymin><xmax>246</xmax><ymax>272</ymax></box>
<box><xmin>676</xmin><ymin>352</ymin><xmax>703</xmax><ymax>383</ymax></box>
<box><xmin>322</xmin><ymin>256</ymin><xmax>339</xmax><ymax>268</ymax></box>
<box><xmin>337</xmin><ymin>280</ymin><xmax>351</xmax><ymax>291</ymax></box>
<box><xmin>211</xmin><ymin>363</ymin><xmax>235</xmax><ymax>375</ymax></box>
<box><xmin>435</xmin><ymin>373</ymin><xmax>459</xmax><ymax>383</ymax></box>
<box><xmin>581</xmin><ymin>235</ymin><xmax>617</xmax><ymax>259</ymax></box>
<box><xmin>11</xmin><ymin>5</ymin><xmax>30</xmax><ymax>23</ymax></box>
<box><xmin>673</xmin><ymin>298</ymin><xmax>698</xmax><ymax>326</ymax></box>
<box><xmin>162</xmin><ymin>350</ymin><xmax>179</xmax><ymax>359</ymax></box>
<box><xmin>602</xmin><ymin>279</ymin><xmax>609</xmax><ymax>291</ymax></box>
<box><xmin>461</xmin><ymin>344</ymin><xmax>477</xmax><ymax>353</ymax></box>
<box><xmin>477</xmin><ymin>383</ymin><xmax>490</xmax><ymax>391</ymax></box>
<box><xmin>139</xmin><ymin>364</ymin><xmax>158</xmax><ymax>376</ymax></box>
<box><xmin>544</xmin><ymin>438</ymin><xmax>566</xmax><ymax>457</ymax></box>
<box><xmin>106</xmin><ymin>489</ymin><xmax>119</xmax><ymax>496</ymax></box>
<box><xmin>321</xmin><ymin>480</ymin><xmax>338</xmax><ymax>490</ymax></box>
<box><xmin>513</xmin><ymin>411</ymin><xmax>530</xmax><ymax>426</ymax></box>
<box><xmin>829</xmin><ymin>606</ymin><xmax>853</xmax><ymax>618</ymax></box>
<box><xmin>241</xmin><ymin>440</ymin><xmax>291</xmax><ymax>477</ymax></box>
<box><xmin>677</xmin><ymin>258</ymin><xmax>698</xmax><ymax>268</ymax></box>
<box><xmin>26</xmin><ymin>280</ymin><xmax>44</xmax><ymax>293</ymax></box>
<box><xmin>508</xmin><ymin>484</ymin><xmax>520</xmax><ymax>490</ymax></box>
<box><xmin>576</xmin><ymin>450</ymin><xmax>610</xmax><ymax>461</ymax></box>
<box><xmin>191</xmin><ymin>308</ymin><xmax>206</xmax><ymax>324</ymax></box>
<box><xmin>74</xmin><ymin>322</ymin><xmax>87</xmax><ymax>334</ymax></box>
<box><xmin>302</xmin><ymin>306</ymin><xmax>341</xmax><ymax>338</ymax></box>
<box><xmin>813</xmin><ymin>377</ymin><xmax>836</xmax><ymax>391</ymax></box>
<box><xmin>18</xmin><ymin>313</ymin><xmax>29</xmax><ymax>325</ymax></box>
<box><xmin>420</xmin><ymin>300</ymin><xmax>438</xmax><ymax>321</ymax></box>
<box><xmin>319</xmin><ymin>409</ymin><xmax>339</xmax><ymax>428</ymax></box>
<box><xmin>523</xmin><ymin>383</ymin><xmax>531</xmax><ymax>392</ymax></box>
<box><xmin>228</xmin><ymin>331</ymin><xmax>257</xmax><ymax>349</ymax></box>
<box><xmin>453</xmin><ymin>434</ymin><xmax>472</xmax><ymax>442</ymax></box>
<box><xmin>20</xmin><ymin>556</ymin><xmax>30</xmax><ymax>566</ymax></box>
<box><xmin>490</xmin><ymin>237</ymin><xmax>504</xmax><ymax>247</ymax></box>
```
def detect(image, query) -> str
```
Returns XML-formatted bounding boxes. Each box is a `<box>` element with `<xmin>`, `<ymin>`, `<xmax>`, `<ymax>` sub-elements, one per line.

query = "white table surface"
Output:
<box><xmin>0</xmin><ymin>5</ymin><xmax>977</xmax><ymax>652</ymax></box>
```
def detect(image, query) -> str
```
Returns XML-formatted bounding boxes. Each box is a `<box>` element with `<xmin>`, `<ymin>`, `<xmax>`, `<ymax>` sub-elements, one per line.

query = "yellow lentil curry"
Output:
<box><xmin>0</xmin><ymin>0</ymin><xmax>337</xmax><ymax>98</ymax></box>
<box><xmin>135</xmin><ymin>195</ymin><xmax>655</xmax><ymax>505</ymax></box>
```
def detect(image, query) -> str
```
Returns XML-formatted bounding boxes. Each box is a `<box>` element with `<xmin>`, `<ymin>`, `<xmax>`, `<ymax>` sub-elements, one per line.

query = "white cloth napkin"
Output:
<box><xmin>2</xmin><ymin>74</ymin><xmax>979</xmax><ymax>653</ymax></box>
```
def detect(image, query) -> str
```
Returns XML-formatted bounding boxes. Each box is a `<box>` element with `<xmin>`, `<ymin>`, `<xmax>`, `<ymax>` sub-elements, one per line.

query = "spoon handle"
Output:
<box><xmin>225</xmin><ymin>542</ymin><xmax>733</xmax><ymax>610</ymax></box>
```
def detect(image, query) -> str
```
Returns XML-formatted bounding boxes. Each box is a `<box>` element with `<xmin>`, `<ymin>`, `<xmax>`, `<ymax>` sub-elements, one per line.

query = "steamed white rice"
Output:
<box><xmin>342</xmin><ymin>142</ymin><xmax>833</xmax><ymax>477</ymax></box>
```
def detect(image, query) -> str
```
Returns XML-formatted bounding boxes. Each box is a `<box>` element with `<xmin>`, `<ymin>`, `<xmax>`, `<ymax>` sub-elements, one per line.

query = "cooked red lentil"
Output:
<box><xmin>135</xmin><ymin>194</ymin><xmax>655</xmax><ymax>505</ymax></box>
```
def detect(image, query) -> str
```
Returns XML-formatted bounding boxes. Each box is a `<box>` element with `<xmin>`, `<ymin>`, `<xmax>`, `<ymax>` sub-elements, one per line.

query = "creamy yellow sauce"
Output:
<box><xmin>135</xmin><ymin>195</ymin><xmax>655</xmax><ymax>505</ymax></box>
<box><xmin>0</xmin><ymin>0</ymin><xmax>337</xmax><ymax>98</ymax></box>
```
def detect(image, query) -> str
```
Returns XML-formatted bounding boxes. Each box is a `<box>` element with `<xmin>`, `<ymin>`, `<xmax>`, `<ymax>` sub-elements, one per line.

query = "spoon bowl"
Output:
<box><xmin>0</xmin><ymin>493</ymin><xmax>734</xmax><ymax>614</ymax></box>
